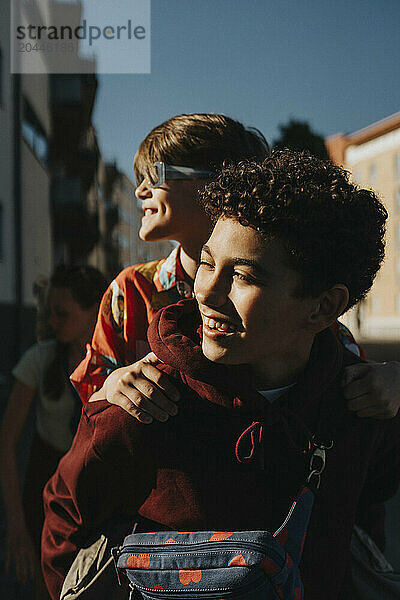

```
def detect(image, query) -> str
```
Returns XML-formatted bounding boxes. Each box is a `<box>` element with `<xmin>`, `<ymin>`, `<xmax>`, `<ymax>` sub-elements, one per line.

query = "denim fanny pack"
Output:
<box><xmin>114</xmin><ymin>482</ymin><xmax>315</xmax><ymax>600</ymax></box>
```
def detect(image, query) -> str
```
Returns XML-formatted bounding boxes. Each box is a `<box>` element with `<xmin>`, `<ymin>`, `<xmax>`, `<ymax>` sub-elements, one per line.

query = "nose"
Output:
<box><xmin>194</xmin><ymin>269</ymin><xmax>231</xmax><ymax>308</ymax></box>
<box><xmin>135</xmin><ymin>179</ymin><xmax>152</xmax><ymax>200</ymax></box>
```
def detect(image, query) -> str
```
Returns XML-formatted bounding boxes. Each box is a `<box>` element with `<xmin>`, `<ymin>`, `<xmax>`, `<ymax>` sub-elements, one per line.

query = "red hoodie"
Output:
<box><xmin>42</xmin><ymin>299</ymin><xmax>400</xmax><ymax>600</ymax></box>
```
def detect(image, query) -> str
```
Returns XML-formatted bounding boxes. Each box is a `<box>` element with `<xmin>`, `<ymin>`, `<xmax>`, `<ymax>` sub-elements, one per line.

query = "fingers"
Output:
<box><xmin>347</xmin><ymin>392</ymin><xmax>398</xmax><ymax>419</ymax></box>
<box><xmin>107</xmin><ymin>368</ymin><xmax>179</xmax><ymax>422</ymax></box>
<box><xmin>342</xmin><ymin>363</ymin><xmax>371</xmax><ymax>387</ymax></box>
<box><xmin>117</xmin><ymin>373</ymin><xmax>177</xmax><ymax>421</ymax></box>
<box><xmin>141</xmin><ymin>352</ymin><xmax>164</xmax><ymax>365</ymax></box>
<box><xmin>343</xmin><ymin>361</ymin><xmax>400</xmax><ymax>420</ymax></box>
<box><xmin>348</xmin><ymin>403</ymin><xmax>396</xmax><ymax>419</ymax></box>
<box><xmin>102</xmin><ymin>359</ymin><xmax>180</xmax><ymax>422</ymax></box>
<box><xmin>107</xmin><ymin>392</ymin><xmax>153</xmax><ymax>423</ymax></box>
<box><xmin>139</xmin><ymin>362</ymin><xmax>180</xmax><ymax>402</ymax></box>
<box><xmin>347</xmin><ymin>394</ymin><xmax>375</xmax><ymax>413</ymax></box>
<box><xmin>111</xmin><ymin>387</ymin><xmax>170</xmax><ymax>423</ymax></box>
<box><xmin>356</xmin><ymin>408</ymin><xmax>395</xmax><ymax>419</ymax></box>
<box><xmin>342</xmin><ymin>375</ymin><xmax>372</xmax><ymax>400</ymax></box>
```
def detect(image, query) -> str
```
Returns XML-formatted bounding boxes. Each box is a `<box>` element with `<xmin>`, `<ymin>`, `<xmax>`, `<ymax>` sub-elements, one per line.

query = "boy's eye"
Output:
<box><xmin>198</xmin><ymin>260</ymin><xmax>214</xmax><ymax>269</ymax></box>
<box><xmin>233</xmin><ymin>271</ymin><xmax>257</xmax><ymax>284</ymax></box>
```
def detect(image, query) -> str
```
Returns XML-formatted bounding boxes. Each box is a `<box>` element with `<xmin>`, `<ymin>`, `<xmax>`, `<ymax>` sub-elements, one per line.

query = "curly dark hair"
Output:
<box><xmin>201</xmin><ymin>149</ymin><xmax>387</xmax><ymax>311</ymax></box>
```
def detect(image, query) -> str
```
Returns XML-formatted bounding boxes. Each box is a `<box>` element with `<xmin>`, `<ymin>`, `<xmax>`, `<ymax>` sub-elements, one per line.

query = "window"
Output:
<box><xmin>22</xmin><ymin>101</ymin><xmax>48</xmax><ymax>165</ymax></box>
<box><xmin>369</xmin><ymin>163</ymin><xmax>377</xmax><ymax>186</ymax></box>
<box><xmin>22</xmin><ymin>120</ymin><xmax>48</xmax><ymax>163</ymax></box>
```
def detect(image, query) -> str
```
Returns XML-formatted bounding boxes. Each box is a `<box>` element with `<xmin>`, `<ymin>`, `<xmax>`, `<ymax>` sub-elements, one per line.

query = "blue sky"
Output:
<box><xmin>92</xmin><ymin>0</ymin><xmax>400</xmax><ymax>179</ymax></box>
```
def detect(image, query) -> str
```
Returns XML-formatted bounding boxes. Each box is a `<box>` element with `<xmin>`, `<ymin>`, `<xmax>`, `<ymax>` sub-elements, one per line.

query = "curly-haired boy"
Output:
<box><xmin>43</xmin><ymin>150</ymin><xmax>400</xmax><ymax>600</ymax></box>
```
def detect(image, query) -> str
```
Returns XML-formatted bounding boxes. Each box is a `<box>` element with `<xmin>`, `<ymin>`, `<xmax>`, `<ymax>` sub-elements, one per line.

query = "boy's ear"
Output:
<box><xmin>308</xmin><ymin>285</ymin><xmax>349</xmax><ymax>332</ymax></box>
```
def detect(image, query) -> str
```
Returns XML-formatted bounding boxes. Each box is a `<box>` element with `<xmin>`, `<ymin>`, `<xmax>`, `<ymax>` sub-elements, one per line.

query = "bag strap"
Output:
<box><xmin>305</xmin><ymin>371</ymin><xmax>347</xmax><ymax>491</ymax></box>
<box><xmin>271</xmin><ymin>383</ymin><xmax>340</xmax><ymax>566</ymax></box>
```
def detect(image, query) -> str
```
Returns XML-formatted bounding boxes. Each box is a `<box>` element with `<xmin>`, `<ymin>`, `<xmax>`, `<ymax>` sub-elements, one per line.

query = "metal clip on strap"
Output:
<box><xmin>307</xmin><ymin>439</ymin><xmax>333</xmax><ymax>489</ymax></box>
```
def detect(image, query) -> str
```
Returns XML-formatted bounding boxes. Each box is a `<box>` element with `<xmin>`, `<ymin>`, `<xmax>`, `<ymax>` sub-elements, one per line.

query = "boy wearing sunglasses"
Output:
<box><xmin>72</xmin><ymin>113</ymin><xmax>400</xmax><ymax>423</ymax></box>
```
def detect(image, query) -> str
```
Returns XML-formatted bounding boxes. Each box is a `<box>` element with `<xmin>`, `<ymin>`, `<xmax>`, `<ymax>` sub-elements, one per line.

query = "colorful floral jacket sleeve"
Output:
<box><xmin>71</xmin><ymin>247</ymin><xmax>192</xmax><ymax>403</ymax></box>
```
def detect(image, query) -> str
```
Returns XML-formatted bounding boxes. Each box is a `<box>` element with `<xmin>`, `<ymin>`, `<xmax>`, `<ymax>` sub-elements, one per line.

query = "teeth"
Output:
<box><xmin>145</xmin><ymin>209</ymin><xmax>154</xmax><ymax>216</ymax></box>
<box><xmin>203</xmin><ymin>316</ymin><xmax>236</xmax><ymax>332</ymax></box>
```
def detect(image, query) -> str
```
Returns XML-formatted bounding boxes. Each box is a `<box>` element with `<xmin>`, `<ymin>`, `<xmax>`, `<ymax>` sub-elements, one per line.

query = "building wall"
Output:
<box><xmin>21</xmin><ymin>141</ymin><xmax>52</xmax><ymax>306</ymax></box>
<box><xmin>22</xmin><ymin>74</ymin><xmax>50</xmax><ymax>135</ymax></box>
<box><xmin>347</xmin><ymin>132</ymin><xmax>400</xmax><ymax>339</ymax></box>
<box><xmin>0</xmin><ymin>1</ymin><xmax>53</xmax><ymax>381</ymax></box>
<box><xmin>327</xmin><ymin>115</ymin><xmax>400</xmax><ymax>340</ymax></box>
<box><xmin>0</xmin><ymin>0</ymin><xmax>15</xmax><ymax>305</ymax></box>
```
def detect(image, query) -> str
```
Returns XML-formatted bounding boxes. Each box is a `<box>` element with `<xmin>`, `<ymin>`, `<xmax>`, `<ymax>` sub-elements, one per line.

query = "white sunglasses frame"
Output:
<box><xmin>147</xmin><ymin>161</ymin><xmax>215</xmax><ymax>188</ymax></box>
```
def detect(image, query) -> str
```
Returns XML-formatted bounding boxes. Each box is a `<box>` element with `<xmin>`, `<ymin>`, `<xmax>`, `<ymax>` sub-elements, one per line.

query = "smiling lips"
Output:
<box><xmin>144</xmin><ymin>207</ymin><xmax>157</xmax><ymax>216</ymax></box>
<box><xmin>202</xmin><ymin>315</ymin><xmax>237</xmax><ymax>334</ymax></box>
<box><xmin>142</xmin><ymin>201</ymin><xmax>158</xmax><ymax>216</ymax></box>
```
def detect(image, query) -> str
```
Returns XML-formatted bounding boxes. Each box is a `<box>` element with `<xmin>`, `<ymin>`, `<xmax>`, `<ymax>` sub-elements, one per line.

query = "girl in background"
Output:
<box><xmin>0</xmin><ymin>266</ymin><xmax>108</xmax><ymax>599</ymax></box>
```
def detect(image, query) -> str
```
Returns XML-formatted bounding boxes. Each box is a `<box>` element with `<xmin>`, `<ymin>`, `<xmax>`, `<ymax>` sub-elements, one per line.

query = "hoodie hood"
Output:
<box><xmin>148</xmin><ymin>299</ymin><xmax>352</xmax><ymax>420</ymax></box>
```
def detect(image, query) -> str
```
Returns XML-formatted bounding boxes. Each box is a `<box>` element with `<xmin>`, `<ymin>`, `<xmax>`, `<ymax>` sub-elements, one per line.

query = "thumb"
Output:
<box><xmin>342</xmin><ymin>363</ymin><xmax>370</xmax><ymax>387</ymax></box>
<box><xmin>141</xmin><ymin>352</ymin><xmax>163</xmax><ymax>365</ymax></box>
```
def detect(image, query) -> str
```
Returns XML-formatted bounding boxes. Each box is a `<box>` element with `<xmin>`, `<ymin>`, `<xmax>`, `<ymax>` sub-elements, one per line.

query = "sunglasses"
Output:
<box><xmin>146</xmin><ymin>161</ymin><xmax>215</xmax><ymax>188</ymax></box>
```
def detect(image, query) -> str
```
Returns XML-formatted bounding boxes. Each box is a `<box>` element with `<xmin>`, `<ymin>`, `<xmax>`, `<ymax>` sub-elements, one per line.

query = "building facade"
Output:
<box><xmin>0</xmin><ymin>0</ymin><xmax>174</xmax><ymax>388</ymax></box>
<box><xmin>0</xmin><ymin>0</ymin><xmax>99</xmax><ymax>382</ymax></box>
<box><xmin>326</xmin><ymin>111</ymin><xmax>400</xmax><ymax>340</ymax></box>
<box><xmin>0</xmin><ymin>0</ymin><xmax>53</xmax><ymax>380</ymax></box>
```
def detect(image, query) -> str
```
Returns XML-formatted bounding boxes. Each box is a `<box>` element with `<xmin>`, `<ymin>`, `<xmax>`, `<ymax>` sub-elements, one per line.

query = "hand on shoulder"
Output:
<box><xmin>342</xmin><ymin>361</ymin><xmax>400</xmax><ymax>419</ymax></box>
<box><xmin>89</xmin><ymin>353</ymin><xmax>180</xmax><ymax>423</ymax></box>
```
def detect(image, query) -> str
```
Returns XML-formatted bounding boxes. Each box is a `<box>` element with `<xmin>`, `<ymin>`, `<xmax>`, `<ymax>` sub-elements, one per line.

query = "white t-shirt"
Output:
<box><xmin>12</xmin><ymin>340</ymin><xmax>77</xmax><ymax>453</ymax></box>
<box><xmin>258</xmin><ymin>383</ymin><xmax>296</xmax><ymax>403</ymax></box>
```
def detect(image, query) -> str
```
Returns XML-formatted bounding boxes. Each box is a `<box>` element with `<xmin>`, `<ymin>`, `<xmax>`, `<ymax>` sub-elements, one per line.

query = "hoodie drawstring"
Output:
<box><xmin>235</xmin><ymin>421</ymin><xmax>265</xmax><ymax>469</ymax></box>
<box><xmin>235</xmin><ymin>409</ymin><xmax>315</xmax><ymax>471</ymax></box>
